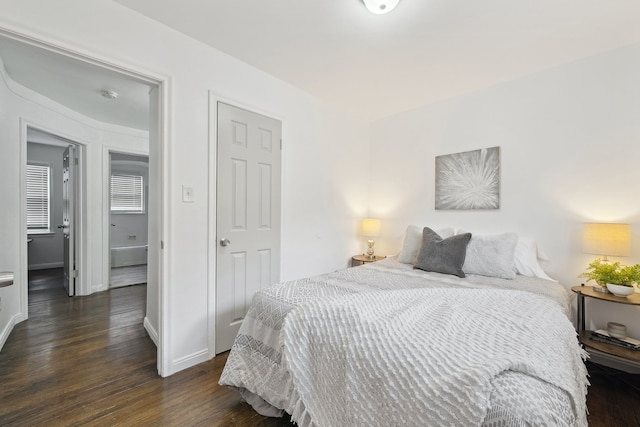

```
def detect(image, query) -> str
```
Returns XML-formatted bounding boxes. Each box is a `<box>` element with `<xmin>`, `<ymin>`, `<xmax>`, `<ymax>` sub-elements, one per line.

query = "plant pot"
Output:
<box><xmin>606</xmin><ymin>283</ymin><xmax>635</xmax><ymax>297</ymax></box>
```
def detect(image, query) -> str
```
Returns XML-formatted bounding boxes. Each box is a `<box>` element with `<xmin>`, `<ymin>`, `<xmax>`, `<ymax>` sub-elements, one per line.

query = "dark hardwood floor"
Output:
<box><xmin>1</xmin><ymin>268</ymin><xmax>639</xmax><ymax>426</ymax></box>
<box><xmin>1</xmin><ymin>269</ymin><xmax>292</xmax><ymax>426</ymax></box>
<box><xmin>585</xmin><ymin>361</ymin><xmax>640</xmax><ymax>426</ymax></box>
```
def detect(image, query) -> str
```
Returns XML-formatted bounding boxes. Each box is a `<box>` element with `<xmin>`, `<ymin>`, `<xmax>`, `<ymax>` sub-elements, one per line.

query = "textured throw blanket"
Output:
<box><xmin>282</xmin><ymin>288</ymin><xmax>588</xmax><ymax>427</ymax></box>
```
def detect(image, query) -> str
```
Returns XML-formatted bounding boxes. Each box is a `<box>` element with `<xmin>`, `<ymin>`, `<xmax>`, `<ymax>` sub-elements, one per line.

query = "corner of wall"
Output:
<box><xmin>0</xmin><ymin>312</ymin><xmax>23</xmax><ymax>352</ymax></box>
<box><xmin>143</xmin><ymin>316</ymin><xmax>159</xmax><ymax>347</ymax></box>
<box><xmin>170</xmin><ymin>348</ymin><xmax>210</xmax><ymax>376</ymax></box>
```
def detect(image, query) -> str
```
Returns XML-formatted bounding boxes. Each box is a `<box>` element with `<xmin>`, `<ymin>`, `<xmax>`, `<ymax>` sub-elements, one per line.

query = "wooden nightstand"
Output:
<box><xmin>351</xmin><ymin>254</ymin><xmax>385</xmax><ymax>267</ymax></box>
<box><xmin>572</xmin><ymin>285</ymin><xmax>640</xmax><ymax>369</ymax></box>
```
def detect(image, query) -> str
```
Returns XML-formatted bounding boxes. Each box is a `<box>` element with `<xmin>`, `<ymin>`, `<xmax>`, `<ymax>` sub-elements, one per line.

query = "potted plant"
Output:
<box><xmin>580</xmin><ymin>258</ymin><xmax>640</xmax><ymax>297</ymax></box>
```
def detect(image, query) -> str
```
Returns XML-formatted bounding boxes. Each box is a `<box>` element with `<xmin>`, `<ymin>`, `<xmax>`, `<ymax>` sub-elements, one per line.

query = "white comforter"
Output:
<box><xmin>283</xmin><ymin>287</ymin><xmax>588</xmax><ymax>427</ymax></box>
<box><xmin>220</xmin><ymin>258</ymin><xmax>587</xmax><ymax>426</ymax></box>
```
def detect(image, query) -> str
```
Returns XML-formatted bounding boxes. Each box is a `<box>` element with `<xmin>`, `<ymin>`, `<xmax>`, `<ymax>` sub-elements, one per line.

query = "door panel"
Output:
<box><xmin>62</xmin><ymin>145</ymin><xmax>76</xmax><ymax>297</ymax></box>
<box><xmin>216</xmin><ymin>103</ymin><xmax>281</xmax><ymax>353</ymax></box>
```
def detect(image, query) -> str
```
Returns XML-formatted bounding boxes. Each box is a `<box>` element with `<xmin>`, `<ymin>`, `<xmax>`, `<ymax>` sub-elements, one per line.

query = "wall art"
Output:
<box><xmin>435</xmin><ymin>146</ymin><xmax>500</xmax><ymax>210</ymax></box>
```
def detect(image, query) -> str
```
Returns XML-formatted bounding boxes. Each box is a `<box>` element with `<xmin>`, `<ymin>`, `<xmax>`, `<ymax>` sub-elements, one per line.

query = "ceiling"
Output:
<box><xmin>0</xmin><ymin>1</ymin><xmax>638</xmax><ymax>128</ymax></box>
<box><xmin>0</xmin><ymin>36</ymin><xmax>152</xmax><ymax>130</ymax></box>
<box><xmin>112</xmin><ymin>0</ymin><xmax>640</xmax><ymax>121</ymax></box>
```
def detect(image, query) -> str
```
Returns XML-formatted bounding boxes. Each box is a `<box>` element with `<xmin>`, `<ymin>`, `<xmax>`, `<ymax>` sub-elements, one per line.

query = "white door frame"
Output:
<box><xmin>5</xmin><ymin>28</ymin><xmax>172</xmax><ymax>377</ymax></box>
<box><xmin>207</xmin><ymin>92</ymin><xmax>286</xmax><ymax>356</ymax></box>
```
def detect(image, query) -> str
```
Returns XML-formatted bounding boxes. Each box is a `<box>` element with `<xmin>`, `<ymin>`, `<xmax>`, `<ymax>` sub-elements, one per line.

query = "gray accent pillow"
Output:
<box><xmin>397</xmin><ymin>225</ymin><xmax>455</xmax><ymax>264</ymax></box>
<box><xmin>462</xmin><ymin>232</ymin><xmax>518</xmax><ymax>280</ymax></box>
<box><xmin>414</xmin><ymin>227</ymin><xmax>472</xmax><ymax>278</ymax></box>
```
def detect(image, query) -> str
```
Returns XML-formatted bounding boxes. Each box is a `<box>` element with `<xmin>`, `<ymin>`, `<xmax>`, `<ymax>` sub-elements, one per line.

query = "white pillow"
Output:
<box><xmin>397</xmin><ymin>225</ymin><xmax>455</xmax><ymax>264</ymax></box>
<box><xmin>513</xmin><ymin>237</ymin><xmax>554</xmax><ymax>281</ymax></box>
<box><xmin>462</xmin><ymin>232</ymin><xmax>518</xmax><ymax>279</ymax></box>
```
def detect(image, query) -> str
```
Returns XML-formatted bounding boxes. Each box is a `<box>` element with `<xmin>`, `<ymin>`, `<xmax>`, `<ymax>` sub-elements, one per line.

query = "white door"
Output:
<box><xmin>216</xmin><ymin>102</ymin><xmax>282</xmax><ymax>353</ymax></box>
<box><xmin>62</xmin><ymin>145</ymin><xmax>77</xmax><ymax>296</ymax></box>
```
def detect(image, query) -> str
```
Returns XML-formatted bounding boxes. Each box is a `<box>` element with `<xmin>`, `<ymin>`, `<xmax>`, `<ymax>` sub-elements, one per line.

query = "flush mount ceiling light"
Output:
<box><xmin>101</xmin><ymin>89</ymin><xmax>118</xmax><ymax>99</ymax></box>
<box><xmin>362</xmin><ymin>0</ymin><xmax>400</xmax><ymax>15</ymax></box>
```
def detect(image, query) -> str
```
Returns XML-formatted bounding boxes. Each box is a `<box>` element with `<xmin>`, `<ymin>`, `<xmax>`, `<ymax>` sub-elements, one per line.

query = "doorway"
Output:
<box><xmin>3</xmin><ymin>30</ymin><xmax>168</xmax><ymax>375</ymax></box>
<box><xmin>26</xmin><ymin>129</ymin><xmax>83</xmax><ymax>298</ymax></box>
<box><xmin>109</xmin><ymin>152</ymin><xmax>149</xmax><ymax>289</ymax></box>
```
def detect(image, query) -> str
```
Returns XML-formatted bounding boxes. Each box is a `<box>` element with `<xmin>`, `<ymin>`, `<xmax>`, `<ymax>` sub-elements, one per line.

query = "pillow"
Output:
<box><xmin>513</xmin><ymin>237</ymin><xmax>554</xmax><ymax>281</ymax></box>
<box><xmin>462</xmin><ymin>232</ymin><xmax>518</xmax><ymax>280</ymax></box>
<box><xmin>414</xmin><ymin>227</ymin><xmax>471</xmax><ymax>278</ymax></box>
<box><xmin>397</xmin><ymin>225</ymin><xmax>455</xmax><ymax>264</ymax></box>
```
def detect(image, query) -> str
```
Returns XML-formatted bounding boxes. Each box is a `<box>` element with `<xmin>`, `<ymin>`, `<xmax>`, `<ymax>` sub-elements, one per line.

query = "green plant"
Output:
<box><xmin>579</xmin><ymin>258</ymin><xmax>640</xmax><ymax>287</ymax></box>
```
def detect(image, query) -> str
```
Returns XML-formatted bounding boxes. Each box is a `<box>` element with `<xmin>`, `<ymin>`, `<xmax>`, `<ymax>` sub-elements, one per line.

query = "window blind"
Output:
<box><xmin>111</xmin><ymin>174</ymin><xmax>144</xmax><ymax>213</ymax></box>
<box><xmin>26</xmin><ymin>164</ymin><xmax>51</xmax><ymax>230</ymax></box>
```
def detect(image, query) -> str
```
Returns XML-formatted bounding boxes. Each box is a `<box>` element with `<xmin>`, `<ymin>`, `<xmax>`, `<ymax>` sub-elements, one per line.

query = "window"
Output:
<box><xmin>110</xmin><ymin>174</ymin><xmax>144</xmax><ymax>213</ymax></box>
<box><xmin>26</xmin><ymin>163</ymin><xmax>51</xmax><ymax>231</ymax></box>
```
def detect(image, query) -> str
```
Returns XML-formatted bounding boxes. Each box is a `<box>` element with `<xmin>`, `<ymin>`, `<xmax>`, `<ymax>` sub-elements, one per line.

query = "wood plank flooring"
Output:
<box><xmin>1</xmin><ymin>268</ymin><xmax>639</xmax><ymax>426</ymax></box>
<box><xmin>110</xmin><ymin>264</ymin><xmax>148</xmax><ymax>288</ymax></box>
<box><xmin>1</xmin><ymin>269</ymin><xmax>292</xmax><ymax>426</ymax></box>
<box><xmin>584</xmin><ymin>361</ymin><xmax>640</xmax><ymax>426</ymax></box>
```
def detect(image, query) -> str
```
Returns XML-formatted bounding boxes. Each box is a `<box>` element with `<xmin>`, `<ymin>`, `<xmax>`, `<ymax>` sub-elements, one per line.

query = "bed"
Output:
<box><xmin>220</xmin><ymin>228</ymin><xmax>588</xmax><ymax>426</ymax></box>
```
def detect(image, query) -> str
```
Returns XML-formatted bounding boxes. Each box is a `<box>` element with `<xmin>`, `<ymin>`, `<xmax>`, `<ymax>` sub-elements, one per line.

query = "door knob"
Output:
<box><xmin>57</xmin><ymin>225</ymin><xmax>65</xmax><ymax>229</ymax></box>
<box><xmin>220</xmin><ymin>238</ymin><xmax>231</xmax><ymax>247</ymax></box>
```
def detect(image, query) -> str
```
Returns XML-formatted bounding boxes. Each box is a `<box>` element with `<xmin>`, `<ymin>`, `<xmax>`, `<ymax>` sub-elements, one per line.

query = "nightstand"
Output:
<box><xmin>351</xmin><ymin>254</ymin><xmax>385</xmax><ymax>267</ymax></box>
<box><xmin>571</xmin><ymin>285</ymin><xmax>640</xmax><ymax>369</ymax></box>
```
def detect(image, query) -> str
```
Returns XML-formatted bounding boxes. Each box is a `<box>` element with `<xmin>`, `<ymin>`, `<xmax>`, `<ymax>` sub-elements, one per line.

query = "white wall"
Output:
<box><xmin>26</xmin><ymin>142</ymin><xmax>66</xmax><ymax>269</ymax></box>
<box><xmin>369</xmin><ymin>43</ymin><xmax>640</xmax><ymax>338</ymax></box>
<box><xmin>0</xmin><ymin>0</ymin><xmax>369</xmax><ymax>374</ymax></box>
<box><xmin>0</xmin><ymin>58</ymin><xmax>20</xmax><ymax>350</ymax></box>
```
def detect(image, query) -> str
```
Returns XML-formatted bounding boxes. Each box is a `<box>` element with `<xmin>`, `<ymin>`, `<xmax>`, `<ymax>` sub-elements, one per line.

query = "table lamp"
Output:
<box><xmin>362</xmin><ymin>218</ymin><xmax>381</xmax><ymax>259</ymax></box>
<box><xmin>583</xmin><ymin>223</ymin><xmax>631</xmax><ymax>293</ymax></box>
<box><xmin>583</xmin><ymin>223</ymin><xmax>631</xmax><ymax>261</ymax></box>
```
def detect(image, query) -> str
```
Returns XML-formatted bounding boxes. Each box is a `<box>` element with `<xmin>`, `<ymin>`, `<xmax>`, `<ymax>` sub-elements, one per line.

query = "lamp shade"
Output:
<box><xmin>361</xmin><ymin>218</ymin><xmax>381</xmax><ymax>237</ymax></box>
<box><xmin>583</xmin><ymin>223</ymin><xmax>631</xmax><ymax>257</ymax></box>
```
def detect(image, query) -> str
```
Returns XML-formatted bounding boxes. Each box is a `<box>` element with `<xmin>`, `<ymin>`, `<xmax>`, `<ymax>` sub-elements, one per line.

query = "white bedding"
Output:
<box><xmin>219</xmin><ymin>258</ymin><xmax>587</xmax><ymax>426</ymax></box>
<box><xmin>284</xmin><ymin>288</ymin><xmax>587</xmax><ymax>426</ymax></box>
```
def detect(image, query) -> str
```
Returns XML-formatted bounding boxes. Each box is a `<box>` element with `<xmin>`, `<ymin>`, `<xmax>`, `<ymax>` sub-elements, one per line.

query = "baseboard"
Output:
<box><xmin>0</xmin><ymin>313</ymin><xmax>22</xmax><ymax>352</ymax></box>
<box><xmin>112</xmin><ymin>262</ymin><xmax>148</xmax><ymax>268</ymax></box>
<box><xmin>143</xmin><ymin>316</ymin><xmax>159</xmax><ymax>347</ymax></box>
<box><xmin>170</xmin><ymin>348</ymin><xmax>210</xmax><ymax>375</ymax></box>
<box><xmin>91</xmin><ymin>284</ymin><xmax>108</xmax><ymax>294</ymax></box>
<box><xmin>28</xmin><ymin>262</ymin><xmax>64</xmax><ymax>270</ymax></box>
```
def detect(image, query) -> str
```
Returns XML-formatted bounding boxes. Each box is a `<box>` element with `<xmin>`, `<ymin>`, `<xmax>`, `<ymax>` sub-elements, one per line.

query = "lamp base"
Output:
<box><xmin>593</xmin><ymin>285</ymin><xmax>610</xmax><ymax>294</ymax></box>
<box><xmin>365</xmin><ymin>239</ymin><xmax>375</xmax><ymax>259</ymax></box>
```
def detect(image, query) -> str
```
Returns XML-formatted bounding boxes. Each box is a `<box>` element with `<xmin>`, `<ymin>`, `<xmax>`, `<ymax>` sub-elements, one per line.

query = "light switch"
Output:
<box><xmin>182</xmin><ymin>185</ymin><xmax>194</xmax><ymax>202</ymax></box>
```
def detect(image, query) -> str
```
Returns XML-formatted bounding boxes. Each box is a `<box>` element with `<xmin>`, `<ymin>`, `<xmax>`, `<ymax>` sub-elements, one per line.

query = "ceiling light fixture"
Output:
<box><xmin>362</xmin><ymin>0</ymin><xmax>400</xmax><ymax>15</ymax></box>
<box><xmin>101</xmin><ymin>89</ymin><xmax>118</xmax><ymax>99</ymax></box>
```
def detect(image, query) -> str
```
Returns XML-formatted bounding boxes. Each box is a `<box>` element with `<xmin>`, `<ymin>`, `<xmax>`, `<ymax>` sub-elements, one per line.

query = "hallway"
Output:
<box><xmin>0</xmin><ymin>269</ymin><xmax>289</xmax><ymax>426</ymax></box>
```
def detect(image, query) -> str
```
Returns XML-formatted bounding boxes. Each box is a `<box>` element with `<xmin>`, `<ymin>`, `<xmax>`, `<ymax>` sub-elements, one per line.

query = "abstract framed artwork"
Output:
<box><xmin>435</xmin><ymin>146</ymin><xmax>500</xmax><ymax>210</ymax></box>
